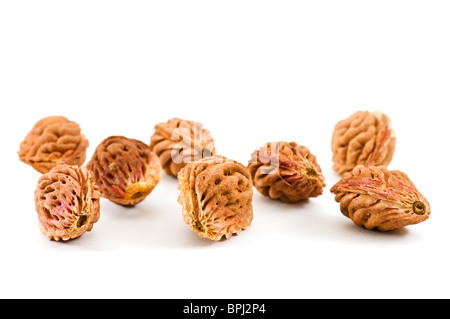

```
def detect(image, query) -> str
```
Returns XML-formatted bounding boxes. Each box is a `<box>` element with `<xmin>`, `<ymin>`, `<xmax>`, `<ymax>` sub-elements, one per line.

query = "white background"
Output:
<box><xmin>1</xmin><ymin>1</ymin><xmax>449</xmax><ymax>299</ymax></box>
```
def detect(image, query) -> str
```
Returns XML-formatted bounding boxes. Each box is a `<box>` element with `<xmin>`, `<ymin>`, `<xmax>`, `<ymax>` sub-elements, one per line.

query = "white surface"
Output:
<box><xmin>1</xmin><ymin>1</ymin><xmax>449</xmax><ymax>299</ymax></box>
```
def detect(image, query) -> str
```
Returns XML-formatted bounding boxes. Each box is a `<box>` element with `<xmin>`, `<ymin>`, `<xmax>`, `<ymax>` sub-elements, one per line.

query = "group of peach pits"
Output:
<box><xmin>18</xmin><ymin>111</ymin><xmax>430</xmax><ymax>242</ymax></box>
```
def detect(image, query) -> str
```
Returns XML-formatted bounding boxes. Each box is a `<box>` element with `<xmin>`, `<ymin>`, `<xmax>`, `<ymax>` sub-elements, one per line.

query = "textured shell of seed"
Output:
<box><xmin>248</xmin><ymin>141</ymin><xmax>325</xmax><ymax>203</ymax></box>
<box><xmin>87</xmin><ymin>136</ymin><xmax>162</xmax><ymax>206</ymax></box>
<box><xmin>18</xmin><ymin>116</ymin><xmax>89</xmax><ymax>174</ymax></box>
<box><xmin>34</xmin><ymin>164</ymin><xmax>100</xmax><ymax>241</ymax></box>
<box><xmin>331</xmin><ymin>111</ymin><xmax>396</xmax><ymax>176</ymax></box>
<box><xmin>330</xmin><ymin>165</ymin><xmax>430</xmax><ymax>231</ymax></box>
<box><xmin>150</xmin><ymin>117</ymin><xmax>216</xmax><ymax>177</ymax></box>
<box><xmin>177</xmin><ymin>155</ymin><xmax>253</xmax><ymax>241</ymax></box>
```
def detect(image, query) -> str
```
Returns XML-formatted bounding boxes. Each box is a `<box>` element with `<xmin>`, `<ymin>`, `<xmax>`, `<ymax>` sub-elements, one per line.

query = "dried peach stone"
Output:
<box><xmin>177</xmin><ymin>156</ymin><xmax>253</xmax><ymax>241</ymax></box>
<box><xmin>248</xmin><ymin>141</ymin><xmax>325</xmax><ymax>203</ymax></box>
<box><xmin>150</xmin><ymin>117</ymin><xmax>216</xmax><ymax>177</ymax></box>
<box><xmin>331</xmin><ymin>111</ymin><xmax>396</xmax><ymax>176</ymax></box>
<box><xmin>19</xmin><ymin>116</ymin><xmax>88</xmax><ymax>174</ymax></box>
<box><xmin>330</xmin><ymin>165</ymin><xmax>430</xmax><ymax>231</ymax></box>
<box><xmin>34</xmin><ymin>164</ymin><xmax>100</xmax><ymax>241</ymax></box>
<box><xmin>87</xmin><ymin>136</ymin><xmax>162</xmax><ymax>206</ymax></box>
